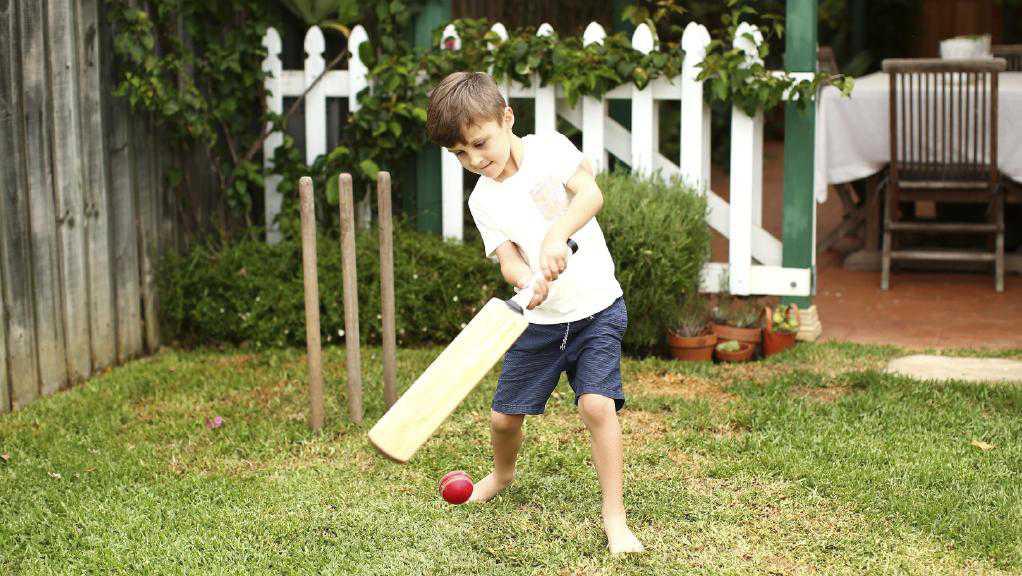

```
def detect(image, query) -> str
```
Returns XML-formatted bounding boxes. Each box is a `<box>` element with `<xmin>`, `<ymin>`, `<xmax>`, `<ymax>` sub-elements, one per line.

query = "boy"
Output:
<box><xmin>425</xmin><ymin>71</ymin><xmax>644</xmax><ymax>555</ymax></box>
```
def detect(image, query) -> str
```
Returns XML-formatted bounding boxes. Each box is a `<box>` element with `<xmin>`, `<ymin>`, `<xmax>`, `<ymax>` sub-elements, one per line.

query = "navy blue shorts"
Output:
<box><xmin>493</xmin><ymin>296</ymin><xmax>627</xmax><ymax>415</ymax></box>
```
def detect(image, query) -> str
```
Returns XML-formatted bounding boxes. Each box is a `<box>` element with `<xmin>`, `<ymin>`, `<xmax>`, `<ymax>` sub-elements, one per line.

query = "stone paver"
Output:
<box><xmin>885</xmin><ymin>354</ymin><xmax>1022</xmax><ymax>383</ymax></box>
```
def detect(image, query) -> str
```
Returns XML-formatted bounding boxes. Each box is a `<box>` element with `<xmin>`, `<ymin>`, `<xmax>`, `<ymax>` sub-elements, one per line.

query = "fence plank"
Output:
<box><xmin>680</xmin><ymin>22</ymin><xmax>711</xmax><ymax>188</ymax></box>
<box><xmin>0</xmin><ymin>0</ymin><xmax>27</xmax><ymax>412</ymax></box>
<box><xmin>729</xmin><ymin>107</ymin><xmax>755</xmax><ymax>295</ymax></box>
<box><xmin>262</xmin><ymin>27</ymin><xmax>283</xmax><ymax>243</ymax></box>
<box><xmin>0</xmin><ymin>268</ymin><xmax>6</xmax><ymax>413</ymax></box>
<box><xmin>76</xmin><ymin>0</ymin><xmax>116</xmax><ymax>372</ymax></box>
<box><xmin>133</xmin><ymin>111</ymin><xmax>158</xmax><ymax>354</ymax></box>
<box><xmin>630</xmin><ymin>24</ymin><xmax>656</xmax><ymax>175</ymax></box>
<box><xmin>48</xmin><ymin>0</ymin><xmax>92</xmax><ymax>384</ymax></box>
<box><xmin>22</xmin><ymin>0</ymin><xmax>69</xmax><ymax>396</ymax></box>
<box><xmin>581</xmin><ymin>22</ymin><xmax>606</xmax><ymax>172</ymax></box>
<box><xmin>734</xmin><ymin>23</ymin><xmax>765</xmax><ymax>232</ymax></box>
<box><xmin>534</xmin><ymin>23</ymin><xmax>556</xmax><ymax>134</ymax></box>
<box><xmin>303</xmin><ymin>26</ymin><xmax>326</xmax><ymax>165</ymax></box>
<box><xmin>107</xmin><ymin>83</ymin><xmax>143</xmax><ymax>362</ymax></box>
<box><xmin>440</xmin><ymin>23</ymin><xmax>463</xmax><ymax>241</ymax></box>
<box><xmin>348</xmin><ymin>25</ymin><xmax>368</xmax><ymax>111</ymax></box>
<box><xmin>489</xmin><ymin>23</ymin><xmax>509</xmax><ymax>103</ymax></box>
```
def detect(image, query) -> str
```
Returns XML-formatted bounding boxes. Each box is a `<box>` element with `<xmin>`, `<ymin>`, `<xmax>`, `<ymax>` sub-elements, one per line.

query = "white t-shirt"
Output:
<box><xmin>468</xmin><ymin>131</ymin><xmax>623</xmax><ymax>325</ymax></box>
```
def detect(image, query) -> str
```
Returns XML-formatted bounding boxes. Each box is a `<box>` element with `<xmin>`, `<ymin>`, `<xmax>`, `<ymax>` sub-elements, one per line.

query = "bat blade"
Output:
<box><xmin>368</xmin><ymin>298</ymin><xmax>528</xmax><ymax>462</ymax></box>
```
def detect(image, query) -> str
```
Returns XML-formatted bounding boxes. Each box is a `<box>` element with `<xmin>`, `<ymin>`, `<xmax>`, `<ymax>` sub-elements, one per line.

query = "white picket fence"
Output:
<box><xmin>261</xmin><ymin>21</ymin><xmax>816</xmax><ymax>297</ymax></box>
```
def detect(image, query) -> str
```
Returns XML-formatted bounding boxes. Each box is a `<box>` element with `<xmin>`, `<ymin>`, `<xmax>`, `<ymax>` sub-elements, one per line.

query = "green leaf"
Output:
<box><xmin>359</xmin><ymin>159</ymin><xmax>380</xmax><ymax>180</ymax></box>
<box><xmin>326</xmin><ymin>173</ymin><xmax>340</xmax><ymax>205</ymax></box>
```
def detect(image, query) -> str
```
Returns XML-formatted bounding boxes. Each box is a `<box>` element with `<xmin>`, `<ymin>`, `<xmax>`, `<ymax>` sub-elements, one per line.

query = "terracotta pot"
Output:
<box><xmin>714</xmin><ymin>341</ymin><xmax>755</xmax><ymax>363</ymax></box>
<box><xmin>711</xmin><ymin>323</ymin><xmax>762</xmax><ymax>346</ymax></box>
<box><xmin>762</xmin><ymin>305</ymin><xmax>799</xmax><ymax>357</ymax></box>
<box><xmin>667</xmin><ymin>331</ymin><xmax>717</xmax><ymax>362</ymax></box>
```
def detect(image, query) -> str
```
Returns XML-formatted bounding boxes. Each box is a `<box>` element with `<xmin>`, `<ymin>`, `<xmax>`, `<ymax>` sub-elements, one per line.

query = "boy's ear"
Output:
<box><xmin>502</xmin><ymin>106</ymin><xmax>514</xmax><ymax>129</ymax></box>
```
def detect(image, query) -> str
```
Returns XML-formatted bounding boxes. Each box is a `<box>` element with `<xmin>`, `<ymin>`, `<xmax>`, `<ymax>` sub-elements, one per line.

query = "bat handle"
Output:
<box><xmin>505</xmin><ymin>239</ymin><xmax>578</xmax><ymax>314</ymax></box>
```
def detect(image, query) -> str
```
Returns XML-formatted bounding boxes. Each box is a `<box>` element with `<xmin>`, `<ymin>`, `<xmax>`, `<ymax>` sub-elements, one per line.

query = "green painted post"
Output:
<box><xmin>781</xmin><ymin>0</ymin><xmax>816</xmax><ymax>309</ymax></box>
<box><xmin>412</xmin><ymin>0</ymin><xmax>450</xmax><ymax>234</ymax></box>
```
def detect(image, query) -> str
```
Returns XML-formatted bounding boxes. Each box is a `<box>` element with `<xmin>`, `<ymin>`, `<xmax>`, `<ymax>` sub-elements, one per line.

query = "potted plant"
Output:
<box><xmin>762</xmin><ymin>303</ymin><xmax>800</xmax><ymax>357</ymax></box>
<box><xmin>711</xmin><ymin>295</ymin><xmax>763</xmax><ymax>352</ymax></box>
<box><xmin>714</xmin><ymin>339</ymin><xmax>754</xmax><ymax>363</ymax></box>
<box><xmin>667</xmin><ymin>294</ymin><xmax>717</xmax><ymax>362</ymax></box>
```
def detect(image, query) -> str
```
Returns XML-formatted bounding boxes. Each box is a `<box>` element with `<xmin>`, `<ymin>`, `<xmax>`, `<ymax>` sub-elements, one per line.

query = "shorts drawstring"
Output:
<box><xmin>560</xmin><ymin>322</ymin><xmax>570</xmax><ymax>350</ymax></box>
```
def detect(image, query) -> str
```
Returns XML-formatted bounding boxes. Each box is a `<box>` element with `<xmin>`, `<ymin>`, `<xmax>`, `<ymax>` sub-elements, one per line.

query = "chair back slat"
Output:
<box><xmin>882</xmin><ymin>58</ymin><xmax>1006</xmax><ymax>185</ymax></box>
<box><xmin>992</xmin><ymin>45</ymin><xmax>1022</xmax><ymax>72</ymax></box>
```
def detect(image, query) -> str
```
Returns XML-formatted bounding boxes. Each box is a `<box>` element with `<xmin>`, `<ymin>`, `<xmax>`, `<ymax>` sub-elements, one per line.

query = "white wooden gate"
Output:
<box><xmin>261</xmin><ymin>20</ymin><xmax>816</xmax><ymax>297</ymax></box>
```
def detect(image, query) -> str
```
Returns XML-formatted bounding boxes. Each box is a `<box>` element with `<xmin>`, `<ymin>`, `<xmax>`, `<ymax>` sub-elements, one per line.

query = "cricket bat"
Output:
<box><xmin>368</xmin><ymin>240</ymin><xmax>577</xmax><ymax>463</ymax></box>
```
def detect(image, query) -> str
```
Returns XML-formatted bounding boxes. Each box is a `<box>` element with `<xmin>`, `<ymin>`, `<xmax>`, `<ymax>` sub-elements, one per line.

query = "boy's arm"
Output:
<box><xmin>539</xmin><ymin>158</ymin><xmax>602</xmax><ymax>281</ymax></box>
<box><xmin>494</xmin><ymin>241</ymin><xmax>549</xmax><ymax>310</ymax></box>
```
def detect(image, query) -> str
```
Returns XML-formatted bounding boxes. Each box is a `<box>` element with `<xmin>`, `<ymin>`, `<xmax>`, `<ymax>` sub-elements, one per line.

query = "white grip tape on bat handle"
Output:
<box><xmin>508</xmin><ymin>239</ymin><xmax>578</xmax><ymax>311</ymax></box>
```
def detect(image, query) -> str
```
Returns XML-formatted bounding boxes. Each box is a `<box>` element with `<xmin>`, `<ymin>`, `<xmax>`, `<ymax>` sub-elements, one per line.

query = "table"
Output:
<box><xmin>813</xmin><ymin>71</ymin><xmax>1022</xmax><ymax>271</ymax></box>
<box><xmin>814</xmin><ymin>71</ymin><xmax>1022</xmax><ymax>204</ymax></box>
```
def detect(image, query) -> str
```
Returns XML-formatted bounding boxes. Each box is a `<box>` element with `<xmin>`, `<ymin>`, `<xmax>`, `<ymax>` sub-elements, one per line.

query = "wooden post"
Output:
<box><xmin>338</xmin><ymin>173</ymin><xmax>363</xmax><ymax>423</ymax></box>
<box><xmin>299</xmin><ymin>177</ymin><xmax>324</xmax><ymax>432</ymax></box>
<box><xmin>377</xmin><ymin>172</ymin><xmax>397</xmax><ymax>408</ymax></box>
<box><xmin>781</xmin><ymin>0</ymin><xmax>817</xmax><ymax>309</ymax></box>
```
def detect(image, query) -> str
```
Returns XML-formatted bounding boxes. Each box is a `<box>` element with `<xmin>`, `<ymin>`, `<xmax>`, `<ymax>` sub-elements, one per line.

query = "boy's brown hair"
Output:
<box><xmin>426</xmin><ymin>71</ymin><xmax>507</xmax><ymax>148</ymax></box>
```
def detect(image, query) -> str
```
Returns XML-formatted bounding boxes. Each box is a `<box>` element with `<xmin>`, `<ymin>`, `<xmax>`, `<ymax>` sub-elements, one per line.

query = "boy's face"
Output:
<box><xmin>446</xmin><ymin>107</ymin><xmax>516</xmax><ymax>180</ymax></box>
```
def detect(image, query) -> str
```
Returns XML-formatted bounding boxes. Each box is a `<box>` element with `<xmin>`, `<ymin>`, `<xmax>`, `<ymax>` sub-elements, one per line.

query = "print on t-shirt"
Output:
<box><xmin>528</xmin><ymin>175</ymin><xmax>570</xmax><ymax>221</ymax></box>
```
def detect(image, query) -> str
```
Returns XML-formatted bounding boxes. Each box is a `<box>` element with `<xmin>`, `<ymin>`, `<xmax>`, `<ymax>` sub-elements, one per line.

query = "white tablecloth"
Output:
<box><xmin>813</xmin><ymin>71</ymin><xmax>1022</xmax><ymax>203</ymax></box>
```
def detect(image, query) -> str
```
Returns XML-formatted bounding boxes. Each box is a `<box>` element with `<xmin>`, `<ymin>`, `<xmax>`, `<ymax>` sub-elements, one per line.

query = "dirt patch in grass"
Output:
<box><xmin>630</xmin><ymin>372</ymin><xmax>736</xmax><ymax>404</ymax></box>
<box><xmin>213</xmin><ymin>353</ymin><xmax>255</xmax><ymax>368</ymax></box>
<box><xmin>789</xmin><ymin>385</ymin><xmax>852</xmax><ymax>403</ymax></box>
<box><xmin>620</xmin><ymin>410</ymin><xmax>670</xmax><ymax>446</ymax></box>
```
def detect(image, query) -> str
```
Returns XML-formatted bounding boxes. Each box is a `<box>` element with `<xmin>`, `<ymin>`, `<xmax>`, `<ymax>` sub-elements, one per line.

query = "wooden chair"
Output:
<box><xmin>881</xmin><ymin>58</ymin><xmax>1007</xmax><ymax>292</ymax></box>
<box><xmin>991</xmin><ymin>44</ymin><xmax>1022</xmax><ymax>72</ymax></box>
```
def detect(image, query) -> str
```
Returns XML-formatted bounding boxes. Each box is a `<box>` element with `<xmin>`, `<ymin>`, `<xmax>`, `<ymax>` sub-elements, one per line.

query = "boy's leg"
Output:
<box><xmin>578</xmin><ymin>394</ymin><xmax>644</xmax><ymax>554</ymax></box>
<box><xmin>469</xmin><ymin>410</ymin><xmax>524</xmax><ymax>503</ymax></box>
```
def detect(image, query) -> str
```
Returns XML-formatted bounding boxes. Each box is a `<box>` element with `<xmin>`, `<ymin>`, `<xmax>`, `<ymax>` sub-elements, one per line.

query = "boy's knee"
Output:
<box><xmin>491</xmin><ymin>411</ymin><xmax>524</xmax><ymax>434</ymax></box>
<box><xmin>578</xmin><ymin>394</ymin><xmax>616</xmax><ymax>424</ymax></box>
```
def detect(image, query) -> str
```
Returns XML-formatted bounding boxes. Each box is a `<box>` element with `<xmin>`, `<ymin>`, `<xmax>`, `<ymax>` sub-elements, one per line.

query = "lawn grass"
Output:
<box><xmin>1</xmin><ymin>342</ymin><xmax>1020</xmax><ymax>575</ymax></box>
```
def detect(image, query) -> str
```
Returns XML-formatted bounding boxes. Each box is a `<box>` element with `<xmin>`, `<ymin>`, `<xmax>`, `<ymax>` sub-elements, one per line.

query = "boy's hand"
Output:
<box><xmin>526</xmin><ymin>276</ymin><xmax>550</xmax><ymax>310</ymax></box>
<box><xmin>539</xmin><ymin>236</ymin><xmax>570</xmax><ymax>281</ymax></box>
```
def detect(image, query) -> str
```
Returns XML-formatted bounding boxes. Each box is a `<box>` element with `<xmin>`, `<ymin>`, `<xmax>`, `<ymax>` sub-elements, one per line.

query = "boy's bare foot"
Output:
<box><xmin>603</xmin><ymin>515</ymin><xmax>645</xmax><ymax>554</ymax></box>
<box><xmin>467</xmin><ymin>472</ymin><xmax>513</xmax><ymax>503</ymax></box>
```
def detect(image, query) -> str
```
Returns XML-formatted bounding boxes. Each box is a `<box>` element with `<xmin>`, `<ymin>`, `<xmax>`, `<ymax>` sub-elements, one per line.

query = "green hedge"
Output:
<box><xmin>159</xmin><ymin>171</ymin><xmax>709</xmax><ymax>355</ymax></box>
<box><xmin>598</xmin><ymin>169</ymin><xmax>710</xmax><ymax>353</ymax></box>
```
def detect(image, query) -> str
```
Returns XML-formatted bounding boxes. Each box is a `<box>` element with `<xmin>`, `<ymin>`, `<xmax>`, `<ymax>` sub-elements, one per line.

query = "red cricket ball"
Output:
<box><xmin>439</xmin><ymin>470</ymin><xmax>473</xmax><ymax>505</ymax></box>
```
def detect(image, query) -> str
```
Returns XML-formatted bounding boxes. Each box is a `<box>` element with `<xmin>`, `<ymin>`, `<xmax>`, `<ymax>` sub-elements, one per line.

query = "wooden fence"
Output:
<box><xmin>0</xmin><ymin>0</ymin><xmax>190</xmax><ymax>412</ymax></box>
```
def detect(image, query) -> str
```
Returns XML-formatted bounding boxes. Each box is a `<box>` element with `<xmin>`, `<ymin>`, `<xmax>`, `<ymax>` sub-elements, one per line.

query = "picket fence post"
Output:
<box><xmin>440</xmin><ymin>23</ymin><xmax>464</xmax><ymax>241</ymax></box>
<box><xmin>534</xmin><ymin>23</ymin><xmax>556</xmax><ymax>134</ymax></box>
<box><xmin>680</xmin><ymin>22</ymin><xmax>711</xmax><ymax>190</ymax></box>
<box><xmin>262</xmin><ymin>28</ymin><xmax>283</xmax><ymax>243</ymax></box>
<box><xmin>581</xmin><ymin>22</ymin><xmax>607</xmax><ymax>173</ymax></box>
<box><xmin>727</xmin><ymin>23</ymin><xmax>765</xmax><ymax>296</ymax></box>
<box><xmin>630</xmin><ymin>23</ymin><xmax>656</xmax><ymax>175</ymax></box>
